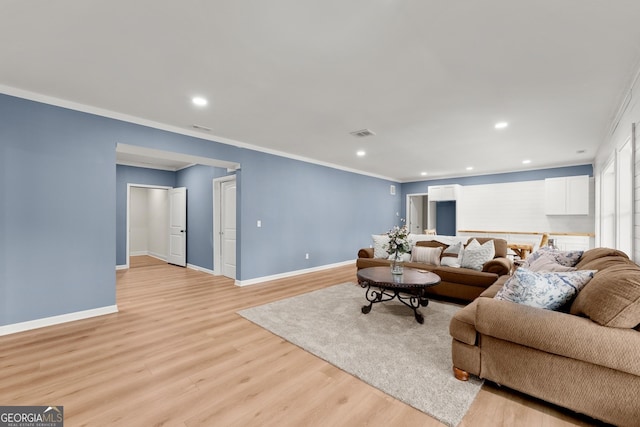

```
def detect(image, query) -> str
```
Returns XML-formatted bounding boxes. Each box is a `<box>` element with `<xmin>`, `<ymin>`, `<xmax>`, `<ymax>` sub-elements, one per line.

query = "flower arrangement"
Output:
<box><xmin>385</xmin><ymin>224</ymin><xmax>411</xmax><ymax>258</ymax></box>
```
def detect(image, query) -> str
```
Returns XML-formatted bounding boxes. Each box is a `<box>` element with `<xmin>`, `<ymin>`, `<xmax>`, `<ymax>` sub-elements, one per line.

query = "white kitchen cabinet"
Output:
<box><xmin>428</xmin><ymin>184</ymin><xmax>461</xmax><ymax>201</ymax></box>
<box><xmin>545</xmin><ymin>176</ymin><xmax>589</xmax><ymax>215</ymax></box>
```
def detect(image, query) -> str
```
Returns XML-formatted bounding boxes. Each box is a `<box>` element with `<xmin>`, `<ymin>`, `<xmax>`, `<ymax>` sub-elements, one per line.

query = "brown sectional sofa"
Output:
<box><xmin>356</xmin><ymin>237</ymin><xmax>512</xmax><ymax>301</ymax></box>
<box><xmin>450</xmin><ymin>248</ymin><xmax>640</xmax><ymax>426</ymax></box>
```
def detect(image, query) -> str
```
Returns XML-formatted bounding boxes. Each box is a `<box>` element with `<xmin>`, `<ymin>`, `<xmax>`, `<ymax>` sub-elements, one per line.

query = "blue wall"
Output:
<box><xmin>0</xmin><ymin>93</ymin><xmax>400</xmax><ymax>326</ymax></box>
<box><xmin>236</xmin><ymin>150</ymin><xmax>401</xmax><ymax>279</ymax></box>
<box><xmin>1</xmin><ymin>95</ymin><xmax>117</xmax><ymax>326</ymax></box>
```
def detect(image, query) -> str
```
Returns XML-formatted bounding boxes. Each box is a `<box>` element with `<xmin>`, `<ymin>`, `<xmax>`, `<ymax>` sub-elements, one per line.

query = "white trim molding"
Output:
<box><xmin>235</xmin><ymin>260</ymin><xmax>355</xmax><ymax>287</ymax></box>
<box><xmin>0</xmin><ymin>305</ymin><xmax>119</xmax><ymax>336</ymax></box>
<box><xmin>187</xmin><ymin>264</ymin><xmax>216</xmax><ymax>275</ymax></box>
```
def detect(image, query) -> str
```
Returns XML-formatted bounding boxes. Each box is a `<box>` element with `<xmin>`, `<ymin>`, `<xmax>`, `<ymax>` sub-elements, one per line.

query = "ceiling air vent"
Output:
<box><xmin>192</xmin><ymin>124</ymin><xmax>212</xmax><ymax>132</ymax></box>
<box><xmin>350</xmin><ymin>129</ymin><xmax>376</xmax><ymax>137</ymax></box>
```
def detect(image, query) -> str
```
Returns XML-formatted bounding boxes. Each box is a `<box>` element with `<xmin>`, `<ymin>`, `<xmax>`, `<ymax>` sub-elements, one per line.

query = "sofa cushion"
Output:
<box><xmin>410</xmin><ymin>246</ymin><xmax>442</xmax><ymax>265</ymax></box>
<box><xmin>495</xmin><ymin>268</ymin><xmax>596</xmax><ymax>310</ymax></box>
<box><xmin>461</xmin><ymin>239</ymin><xmax>495</xmax><ymax>271</ymax></box>
<box><xmin>576</xmin><ymin>255</ymin><xmax>633</xmax><ymax>272</ymax></box>
<box><xmin>570</xmin><ymin>263</ymin><xmax>640</xmax><ymax>328</ymax></box>
<box><xmin>434</xmin><ymin>266</ymin><xmax>498</xmax><ymax>287</ymax></box>
<box><xmin>575</xmin><ymin>247</ymin><xmax>629</xmax><ymax>269</ymax></box>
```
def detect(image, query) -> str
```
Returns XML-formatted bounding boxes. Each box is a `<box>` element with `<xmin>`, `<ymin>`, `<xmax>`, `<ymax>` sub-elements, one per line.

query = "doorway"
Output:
<box><xmin>126</xmin><ymin>184</ymin><xmax>171</xmax><ymax>268</ymax></box>
<box><xmin>213</xmin><ymin>176</ymin><xmax>237</xmax><ymax>279</ymax></box>
<box><xmin>406</xmin><ymin>193</ymin><xmax>429</xmax><ymax>234</ymax></box>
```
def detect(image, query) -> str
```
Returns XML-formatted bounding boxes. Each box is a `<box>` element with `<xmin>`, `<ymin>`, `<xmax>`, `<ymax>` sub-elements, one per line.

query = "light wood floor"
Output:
<box><xmin>0</xmin><ymin>258</ymin><xmax>605</xmax><ymax>426</ymax></box>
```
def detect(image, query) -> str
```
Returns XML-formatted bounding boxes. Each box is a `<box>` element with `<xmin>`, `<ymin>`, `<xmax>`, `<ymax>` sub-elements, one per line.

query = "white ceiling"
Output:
<box><xmin>2</xmin><ymin>1</ymin><xmax>640</xmax><ymax>181</ymax></box>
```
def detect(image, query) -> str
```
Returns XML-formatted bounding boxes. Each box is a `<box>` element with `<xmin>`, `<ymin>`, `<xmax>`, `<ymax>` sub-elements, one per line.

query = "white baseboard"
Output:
<box><xmin>116</xmin><ymin>264</ymin><xmax>128</xmax><ymax>270</ymax></box>
<box><xmin>187</xmin><ymin>264</ymin><xmax>216</xmax><ymax>275</ymax></box>
<box><xmin>0</xmin><ymin>305</ymin><xmax>119</xmax><ymax>336</ymax></box>
<box><xmin>235</xmin><ymin>259</ymin><xmax>355</xmax><ymax>287</ymax></box>
<box><xmin>148</xmin><ymin>252</ymin><xmax>167</xmax><ymax>261</ymax></box>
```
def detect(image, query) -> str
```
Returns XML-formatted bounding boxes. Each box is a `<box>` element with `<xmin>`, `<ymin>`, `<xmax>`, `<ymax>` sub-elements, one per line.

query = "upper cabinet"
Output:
<box><xmin>428</xmin><ymin>184</ymin><xmax>461</xmax><ymax>201</ymax></box>
<box><xmin>545</xmin><ymin>176</ymin><xmax>589</xmax><ymax>215</ymax></box>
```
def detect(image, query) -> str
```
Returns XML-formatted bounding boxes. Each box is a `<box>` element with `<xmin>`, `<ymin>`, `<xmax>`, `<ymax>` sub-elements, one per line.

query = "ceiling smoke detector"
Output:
<box><xmin>350</xmin><ymin>129</ymin><xmax>376</xmax><ymax>137</ymax></box>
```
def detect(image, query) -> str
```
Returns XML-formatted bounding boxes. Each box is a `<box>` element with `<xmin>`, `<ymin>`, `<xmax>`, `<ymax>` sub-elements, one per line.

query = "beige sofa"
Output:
<box><xmin>357</xmin><ymin>237</ymin><xmax>512</xmax><ymax>301</ymax></box>
<box><xmin>450</xmin><ymin>248</ymin><xmax>640</xmax><ymax>426</ymax></box>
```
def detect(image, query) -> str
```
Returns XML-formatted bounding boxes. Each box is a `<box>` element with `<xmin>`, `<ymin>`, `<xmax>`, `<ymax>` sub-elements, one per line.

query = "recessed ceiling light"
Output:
<box><xmin>522</xmin><ymin>159</ymin><xmax>531</xmax><ymax>164</ymax></box>
<box><xmin>420</xmin><ymin>172</ymin><xmax>428</xmax><ymax>176</ymax></box>
<box><xmin>466</xmin><ymin>166</ymin><xmax>474</xmax><ymax>171</ymax></box>
<box><xmin>192</xmin><ymin>96</ymin><xmax>208</xmax><ymax>106</ymax></box>
<box><xmin>356</xmin><ymin>150</ymin><xmax>366</xmax><ymax>157</ymax></box>
<box><xmin>494</xmin><ymin>122</ymin><xmax>508</xmax><ymax>129</ymax></box>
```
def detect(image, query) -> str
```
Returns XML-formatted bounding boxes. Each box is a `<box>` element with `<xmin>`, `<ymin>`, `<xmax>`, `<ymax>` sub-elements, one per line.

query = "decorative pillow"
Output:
<box><xmin>441</xmin><ymin>257</ymin><xmax>461</xmax><ymax>268</ymax></box>
<box><xmin>410</xmin><ymin>246</ymin><xmax>442</xmax><ymax>265</ymax></box>
<box><xmin>526</xmin><ymin>253</ymin><xmax>577</xmax><ymax>272</ymax></box>
<box><xmin>570</xmin><ymin>264</ymin><xmax>640</xmax><ymax>328</ymax></box>
<box><xmin>442</xmin><ymin>241</ymin><xmax>462</xmax><ymax>258</ymax></box>
<box><xmin>495</xmin><ymin>268</ymin><xmax>596</xmax><ymax>310</ymax></box>
<box><xmin>440</xmin><ymin>242</ymin><xmax>462</xmax><ymax>267</ymax></box>
<box><xmin>461</xmin><ymin>239</ymin><xmax>495</xmax><ymax>271</ymax></box>
<box><xmin>525</xmin><ymin>246</ymin><xmax>583</xmax><ymax>268</ymax></box>
<box><xmin>372</xmin><ymin>234</ymin><xmax>390</xmax><ymax>259</ymax></box>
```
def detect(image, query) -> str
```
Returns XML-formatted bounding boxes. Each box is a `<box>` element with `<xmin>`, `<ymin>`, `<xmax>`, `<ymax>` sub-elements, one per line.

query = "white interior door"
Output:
<box><xmin>221</xmin><ymin>180</ymin><xmax>236</xmax><ymax>279</ymax></box>
<box><xmin>167</xmin><ymin>187</ymin><xmax>187</xmax><ymax>267</ymax></box>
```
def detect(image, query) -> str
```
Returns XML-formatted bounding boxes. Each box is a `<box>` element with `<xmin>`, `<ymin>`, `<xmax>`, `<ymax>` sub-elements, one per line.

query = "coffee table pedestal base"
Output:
<box><xmin>360</xmin><ymin>283</ymin><xmax>429</xmax><ymax>324</ymax></box>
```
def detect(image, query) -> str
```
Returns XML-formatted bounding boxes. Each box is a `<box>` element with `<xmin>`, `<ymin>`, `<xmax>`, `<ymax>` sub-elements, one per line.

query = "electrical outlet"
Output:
<box><xmin>305</xmin><ymin>253</ymin><xmax>309</xmax><ymax>259</ymax></box>
<box><xmin>257</xmin><ymin>220</ymin><xmax>261</xmax><ymax>227</ymax></box>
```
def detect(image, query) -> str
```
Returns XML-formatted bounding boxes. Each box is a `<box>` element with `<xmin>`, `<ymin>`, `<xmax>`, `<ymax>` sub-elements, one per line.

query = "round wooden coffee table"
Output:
<box><xmin>356</xmin><ymin>267</ymin><xmax>441</xmax><ymax>324</ymax></box>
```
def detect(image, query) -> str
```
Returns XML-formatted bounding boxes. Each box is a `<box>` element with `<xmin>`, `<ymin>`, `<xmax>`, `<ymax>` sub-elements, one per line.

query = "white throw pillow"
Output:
<box><xmin>440</xmin><ymin>242</ymin><xmax>463</xmax><ymax>268</ymax></box>
<box><xmin>410</xmin><ymin>246</ymin><xmax>442</xmax><ymax>265</ymax></box>
<box><xmin>372</xmin><ymin>234</ymin><xmax>390</xmax><ymax>259</ymax></box>
<box><xmin>495</xmin><ymin>268</ymin><xmax>596</xmax><ymax>310</ymax></box>
<box><xmin>460</xmin><ymin>239</ymin><xmax>495</xmax><ymax>271</ymax></box>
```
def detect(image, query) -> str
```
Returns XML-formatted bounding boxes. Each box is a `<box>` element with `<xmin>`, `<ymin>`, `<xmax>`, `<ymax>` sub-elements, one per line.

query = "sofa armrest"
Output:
<box><xmin>475</xmin><ymin>297</ymin><xmax>640</xmax><ymax>376</ymax></box>
<box><xmin>482</xmin><ymin>257</ymin><xmax>512</xmax><ymax>276</ymax></box>
<box><xmin>358</xmin><ymin>248</ymin><xmax>374</xmax><ymax>258</ymax></box>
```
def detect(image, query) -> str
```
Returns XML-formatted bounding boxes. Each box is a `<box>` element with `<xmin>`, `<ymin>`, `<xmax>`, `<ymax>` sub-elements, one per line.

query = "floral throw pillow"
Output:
<box><xmin>461</xmin><ymin>239</ymin><xmax>495</xmax><ymax>271</ymax></box>
<box><xmin>495</xmin><ymin>268</ymin><xmax>596</xmax><ymax>310</ymax></box>
<box><xmin>525</xmin><ymin>246</ymin><xmax>583</xmax><ymax>267</ymax></box>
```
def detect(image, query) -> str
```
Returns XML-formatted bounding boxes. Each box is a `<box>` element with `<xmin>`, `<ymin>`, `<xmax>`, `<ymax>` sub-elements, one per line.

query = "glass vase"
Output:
<box><xmin>390</xmin><ymin>254</ymin><xmax>404</xmax><ymax>275</ymax></box>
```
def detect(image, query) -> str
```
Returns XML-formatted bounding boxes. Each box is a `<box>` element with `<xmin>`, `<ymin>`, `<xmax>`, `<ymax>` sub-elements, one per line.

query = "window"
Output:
<box><xmin>617</xmin><ymin>138</ymin><xmax>633</xmax><ymax>256</ymax></box>
<box><xmin>600</xmin><ymin>159</ymin><xmax>616</xmax><ymax>248</ymax></box>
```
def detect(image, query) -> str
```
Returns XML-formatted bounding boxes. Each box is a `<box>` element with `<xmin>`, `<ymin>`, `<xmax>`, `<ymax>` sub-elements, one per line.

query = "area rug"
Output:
<box><xmin>238</xmin><ymin>283</ymin><xmax>483</xmax><ymax>427</ymax></box>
